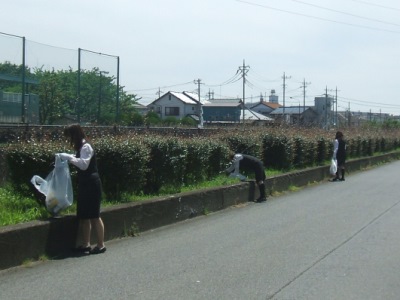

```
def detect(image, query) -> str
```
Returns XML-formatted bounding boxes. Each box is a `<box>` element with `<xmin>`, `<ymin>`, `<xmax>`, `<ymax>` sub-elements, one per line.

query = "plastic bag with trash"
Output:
<box><xmin>329</xmin><ymin>158</ymin><xmax>337</xmax><ymax>176</ymax></box>
<box><xmin>31</xmin><ymin>154</ymin><xmax>73</xmax><ymax>215</ymax></box>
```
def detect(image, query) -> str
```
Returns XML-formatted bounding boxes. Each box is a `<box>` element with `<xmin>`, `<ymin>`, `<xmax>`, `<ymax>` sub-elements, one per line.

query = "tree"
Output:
<box><xmin>33</xmin><ymin>69</ymin><xmax>67</xmax><ymax>124</ymax></box>
<box><xmin>0</xmin><ymin>62</ymin><xmax>139</xmax><ymax>125</ymax></box>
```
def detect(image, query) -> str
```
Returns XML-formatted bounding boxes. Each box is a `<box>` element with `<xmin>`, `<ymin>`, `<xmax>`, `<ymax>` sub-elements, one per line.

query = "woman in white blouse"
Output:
<box><xmin>60</xmin><ymin>124</ymin><xmax>106</xmax><ymax>255</ymax></box>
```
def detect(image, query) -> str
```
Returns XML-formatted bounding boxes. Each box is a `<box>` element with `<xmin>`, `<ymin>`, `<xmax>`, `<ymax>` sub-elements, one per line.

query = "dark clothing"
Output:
<box><xmin>336</xmin><ymin>139</ymin><xmax>346</xmax><ymax>167</ymax></box>
<box><xmin>239</xmin><ymin>154</ymin><xmax>266</xmax><ymax>182</ymax></box>
<box><xmin>76</xmin><ymin>143</ymin><xmax>102</xmax><ymax>219</ymax></box>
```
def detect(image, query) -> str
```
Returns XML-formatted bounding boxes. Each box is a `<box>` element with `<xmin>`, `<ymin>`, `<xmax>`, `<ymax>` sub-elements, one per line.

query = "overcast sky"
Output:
<box><xmin>1</xmin><ymin>0</ymin><xmax>400</xmax><ymax>114</ymax></box>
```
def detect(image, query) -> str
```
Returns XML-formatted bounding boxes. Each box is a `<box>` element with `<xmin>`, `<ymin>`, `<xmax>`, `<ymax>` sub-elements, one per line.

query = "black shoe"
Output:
<box><xmin>73</xmin><ymin>245</ymin><xmax>91</xmax><ymax>253</ymax></box>
<box><xmin>331</xmin><ymin>178</ymin><xmax>340</xmax><ymax>182</ymax></box>
<box><xmin>340</xmin><ymin>178</ymin><xmax>345</xmax><ymax>181</ymax></box>
<box><xmin>255</xmin><ymin>197</ymin><xmax>267</xmax><ymax>203</ymax></box>
<box><xmin>89</xmin><ymin>246</ymin><xmax>107</xmax><ymax>255</ymax></box>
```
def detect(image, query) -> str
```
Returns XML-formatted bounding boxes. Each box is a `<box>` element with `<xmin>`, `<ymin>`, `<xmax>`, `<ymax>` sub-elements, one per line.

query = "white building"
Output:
<box><xmin>147</xmin><ymin>91</ymin><xmax>201</xmax><ymax>120</ymax></box>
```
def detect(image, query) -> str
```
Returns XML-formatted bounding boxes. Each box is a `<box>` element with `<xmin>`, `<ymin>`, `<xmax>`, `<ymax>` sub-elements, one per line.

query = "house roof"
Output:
<box><xmin>250</xmin><ymin>101</ymin><xmax>282</xmax><ymax>109</ymax></box>
<box><xmin>148</xmin><ymin>91</ymin><xmax>202</xmax><ymax>106</ymax></box>
<box><xmin>241</xmin><ymin>109</ymin><xmax>274</xmax><ymax>121</ymax></box>
<box><xmin>170</xmin><ymin>91</ymin><xmax>198</xmax><ymax>104</ymax></box>
<box><xmin>133</xmin><ymin>103</ymin><xmax>148</xmax><ymax>109</ymax></box>
<box><xmin>203</xmin><ymin>98</ymin><xmax>241</xmax><ymax>107</ymax></box>
<box><xmin>270</xmin><ymin>106</ymin><xmax>313</xmax><ymax>115</ymax></box>
<box><xmin>203</xmin><ymin>102</ymin><xmax>241</xmax><ymax>107</ymax></box>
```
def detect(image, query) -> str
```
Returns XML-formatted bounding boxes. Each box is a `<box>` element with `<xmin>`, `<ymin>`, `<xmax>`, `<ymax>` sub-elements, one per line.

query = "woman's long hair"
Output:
<box><xmin>64</xmin><ymin>124</ymin><xmax>86</xmax><ymax>151</ymax></box>
<box><xmin>335</xmin><ymin>131</ymin><xmax>343</xmax><ymax>140</ymax></box>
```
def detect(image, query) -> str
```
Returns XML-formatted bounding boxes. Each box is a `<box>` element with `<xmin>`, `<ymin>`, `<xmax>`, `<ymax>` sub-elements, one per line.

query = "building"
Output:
<box><xmin>269</xmin><ymin>106</ymin><xmax>317</xmax><ymax>125</ymax></box>
<box><xmin>0</xmin><ymin>91</ymin><xmax>39</xmax><ymax>124</ymax></box>
<box><xmin>202</xmin><ymin>99</ymin><xmax>242</xmax><ymax>123</ymax></box>
<box><xmin>147</xmin><ymin>91</ymin><xmax>201</xmax><ymax>121</ymax></box>
<box><xmin>203</xmin><ymin>98</ymin><xmax>273</xmax><ymax>125</ymax></box>
<box><xmin>133</xmin><ymin>103</ymin><xmax>149</xmax><ymax>115</ymax></box>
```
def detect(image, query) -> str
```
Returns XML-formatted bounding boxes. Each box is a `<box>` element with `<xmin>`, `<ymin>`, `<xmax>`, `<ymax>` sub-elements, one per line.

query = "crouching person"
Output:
<box><xmin>225</xmin><ymin>153</ymin><xmax>267</xmax><ymax>203</ymax></box>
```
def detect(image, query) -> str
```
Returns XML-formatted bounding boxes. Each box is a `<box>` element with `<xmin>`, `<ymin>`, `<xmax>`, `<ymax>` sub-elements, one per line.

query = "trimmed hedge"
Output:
<box><xmin>1</xmin><ymin>127</ymin><xmax>400</xmax><ymax>201</ymax></box>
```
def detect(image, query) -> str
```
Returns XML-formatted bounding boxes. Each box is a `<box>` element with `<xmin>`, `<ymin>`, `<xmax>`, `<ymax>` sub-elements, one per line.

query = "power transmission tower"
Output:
<box><xmin>238</xmin><ymin>60</ymin><xmax>250</xmax><ymax>125</ymax></box>
<box><xmin>282</xmin><ymin>72</ymin><xmax>291</xmax><ymax>123</ymax></box>
<box><xmin>194</xmin><ymin>79</ymin><xmax>204</xmax><ymax>128</ymax></box>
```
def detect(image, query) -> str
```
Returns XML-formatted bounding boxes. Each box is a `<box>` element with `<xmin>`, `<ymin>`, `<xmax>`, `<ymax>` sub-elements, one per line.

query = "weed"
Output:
<box><xmin>123</xmin><ymin>221</ymin><xmax>140</xmax><ymax>237</ymax></box>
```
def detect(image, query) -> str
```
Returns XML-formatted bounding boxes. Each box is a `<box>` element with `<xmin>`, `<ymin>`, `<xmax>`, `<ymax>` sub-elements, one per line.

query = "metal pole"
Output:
<box><xmin>98</xmin><ymin>72</ymin><xmax>102</xmax><ymax>122</ymax></box>
<box><xmin>21</xmin><ymin>37</ymin><xmax>26</xmax><ymax>123</ymax></box>
<box><xmin>77</xmin><ymin>48</ymin><xmax>81</xmax><ymax>123</ymax></box>
<box><xmin>242</xmin><ymin>60</ymin><xmax>245</xmax><ymax>125</ymax></box>
<box><xmin>116</xmin><ymin>56</ymin><xmax>120</xmax><ymax>123</ymax></box>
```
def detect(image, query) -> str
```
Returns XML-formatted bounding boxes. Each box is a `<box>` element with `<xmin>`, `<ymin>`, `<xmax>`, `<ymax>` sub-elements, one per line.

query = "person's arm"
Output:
<box><xmin>333</xmin><ymin>139</ymin><xmax>339</xmax><ymax>159</ymax></box>
<box><xmin>225</xmin><ymin>154</ymin><xmax>243</xmax><ymax>173</ymax></box>
<box><xmin>66</xmin><ymin>144</ymin><xmax>93</xmax><ymax>170</ymax></box>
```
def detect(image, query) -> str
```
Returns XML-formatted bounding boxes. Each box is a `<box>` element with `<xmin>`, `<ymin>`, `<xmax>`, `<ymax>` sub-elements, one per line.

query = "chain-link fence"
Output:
<box><xmin>0</xmin><ymin>32</ymin><xmax>120</xmax><ymax>125</ymax></box>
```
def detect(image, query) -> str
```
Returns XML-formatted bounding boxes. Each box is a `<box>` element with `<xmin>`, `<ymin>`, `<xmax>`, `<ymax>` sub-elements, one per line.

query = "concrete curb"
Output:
<box><xmin>1</xmin><ymin>152</ymin><xmax>399</xmax><ymax>271</ymax></box>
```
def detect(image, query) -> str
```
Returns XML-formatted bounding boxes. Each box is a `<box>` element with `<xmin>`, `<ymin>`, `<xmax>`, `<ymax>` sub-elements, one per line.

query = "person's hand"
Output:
<box><xmin>58</xmin><ymin>153</ymin><xmax>73</xmax><ymax>161</ymax></box>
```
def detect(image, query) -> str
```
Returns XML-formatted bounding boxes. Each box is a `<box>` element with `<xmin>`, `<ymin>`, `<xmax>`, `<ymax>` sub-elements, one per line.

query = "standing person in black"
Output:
<box><xmin>225</xmin><ymin>153</ymin><xmax>267</xmax><ymax>202</ymax></box>
<box><xmin>332</xmin><ymin>131</ymin><xmax>346</xmax><ymax>182</ymax></box>
<box><xmin>59</xmin><ymin>124</ymin><xmax>106</xmax><ymax>254</ymax></box>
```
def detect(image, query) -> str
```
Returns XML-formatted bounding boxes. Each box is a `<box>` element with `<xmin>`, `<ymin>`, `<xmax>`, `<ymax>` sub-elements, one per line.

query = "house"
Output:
<box><xmin>269</xmin><ymin>106</ymin><xmax>317</xmax><ymax>125</ymax></box>
<box><xmin>250</xmin><ymin>101</ymin><xmax>282</xmax><ymax>116</ymax></box>
<box><xmin>147</xmin><ymin>91</ymin><xmax>201</xmax><ymax>121</ymax></box>
<box><xmin>133</xmin><ymin>103</ymin><xmax>149</xmax><ymax>115</ymax></box>
<box><xmin>203</xmin><ymin>98</ymin><xmax>273</xmax><ymax>125</ymax></box>
<box><xmin>248</xmin><ymin>90</ymin><xmax>282</xmax><ymax>116</ymax></box>
<box><xmin>202</xmin><ymin>99</ymin><xmax>242</xmax><ymax>123</ymax></box>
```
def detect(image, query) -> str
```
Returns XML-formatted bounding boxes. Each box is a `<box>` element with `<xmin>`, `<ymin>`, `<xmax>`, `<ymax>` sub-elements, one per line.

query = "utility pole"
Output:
<box><xmin>238</xmin><ymin>60</ymin><xmax>250</xmax><ymax>125</ymax></box>
<box><xmin>194</xmin><ymin>79</ymin><xmax>204</xmax><ymax>128</ymax></box>
<box><xmin>207</xmin><ymin>89</ymin><xmax>214</xmax><ymax>100</ymax></box>
<box><xmin>325</xmin><ymin>86</ymin><xmax>328</xmax><ymax>129</ymax></box>
<box><xmin>335</xmin><ymin>87</ymin><xmax>339</xmax><ymax>127</ymax></box>
<box><xmin>156</xmin><ymin>87</ymin><xmax>163</xmax><ymax>99</ymax></box>
<box><xmin>301</xmin><ymin>79</ymin><xmax>311</xmax><ymax>112</ymax></box>
<box><xmin>348</xmin><ymin>102</ymin><xmax>351</xmax><ymax>127</ymax></box>
<box><xmin>282</xmin><ymin>72</ymin><xmax>291</xmax><ymax>123</ymax></box>
<box><xmin>327</xmin><ymin>87</ymin><xmax>340</xmax><ymax>127</ymax></box>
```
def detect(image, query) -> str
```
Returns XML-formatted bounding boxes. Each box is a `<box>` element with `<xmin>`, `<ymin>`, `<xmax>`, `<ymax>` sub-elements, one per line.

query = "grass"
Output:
<box><xmin>0</xmin><ymin>168</ymin><xmax>287</xmax><ymax>228</ymax></box>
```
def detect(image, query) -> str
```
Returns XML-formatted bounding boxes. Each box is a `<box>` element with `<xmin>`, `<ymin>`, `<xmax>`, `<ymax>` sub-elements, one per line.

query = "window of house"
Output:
<box><xmin>165</xmin><ymin>107</ymin><xmax>179</xmax><ymax>116</ymax></box>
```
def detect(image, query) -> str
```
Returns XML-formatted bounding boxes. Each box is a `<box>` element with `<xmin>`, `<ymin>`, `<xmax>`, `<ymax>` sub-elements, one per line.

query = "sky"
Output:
<box><xmin>1</xmin><ymin>0</ymin><xmax>400</xmax><ymax>115</ymax></box>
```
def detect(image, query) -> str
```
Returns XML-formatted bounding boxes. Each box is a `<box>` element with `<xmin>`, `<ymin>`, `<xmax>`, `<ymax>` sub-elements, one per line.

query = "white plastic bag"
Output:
<box><xmin>31</xmin><ymin>154</ymin><xmax>73</xmax><ymax>215</ymax></box>
<box><xmin>329</xmin><ymin>158</ymin><xmax>337</xmax><ymax>175</ymax></box>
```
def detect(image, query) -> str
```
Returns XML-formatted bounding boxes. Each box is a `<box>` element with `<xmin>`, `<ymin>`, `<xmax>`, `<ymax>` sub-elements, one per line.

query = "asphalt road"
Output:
<box><xmin>1</xmin><ymin>161</ymin><xmax>400</xmax><ymax>300</ymax></box>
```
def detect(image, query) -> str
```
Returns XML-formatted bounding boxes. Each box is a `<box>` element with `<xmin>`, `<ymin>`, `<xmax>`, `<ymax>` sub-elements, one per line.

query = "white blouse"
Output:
<box><xmin>69</xmin><ymin>142</ymin><xmax>94</xmax><ymax>171</ymax></box>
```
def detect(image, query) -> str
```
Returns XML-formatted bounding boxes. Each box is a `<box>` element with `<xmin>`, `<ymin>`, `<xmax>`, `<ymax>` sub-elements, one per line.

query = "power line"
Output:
<box><xmin>235</xmin><ymin>0</ymin><xmax>400</xmax><ymax>34</ymax></box>
<box><xmin>131</xmin><ymin>81</ymin><xmax>193</xmax><ymax>92</ymax></box>
<box><xmin>289</xmin><ymin>0</ymin><xmax>400</xmax><ymax>27</ymax></box>
<box><xmin>349</xmin><ymin>0</ymin><xmax>400</xmax><ymax>12</ymax></box>
<box><xmin>338</xmin><ymin>96</ymin><xmax>400</xmax><ymax>109</ymax></box>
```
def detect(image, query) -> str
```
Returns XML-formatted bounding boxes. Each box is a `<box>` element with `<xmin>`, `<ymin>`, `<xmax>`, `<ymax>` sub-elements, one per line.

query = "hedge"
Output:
<box><xmin>1</xmin><ymin>127</ymin><xmax>400</xmax><ymax>202</ymax></box>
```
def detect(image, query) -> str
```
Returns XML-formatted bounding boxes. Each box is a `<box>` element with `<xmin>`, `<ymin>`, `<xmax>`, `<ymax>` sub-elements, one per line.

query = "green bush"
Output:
<box><xmin>95</xmin><ymin>136</ymin><xmax>150</xmax><ymax>200</ymax></box>
<box><xmin>263</xmin><ymin>133</ymin><xmax>294</xmax><ymax>170</ymax></box>
<box><xmin>143</xmin><ymin>136</ymin><xmax>186</xmax><ymax>194</ymax></box>
<box><xmin>2</xmin><ymin>126</ymin><xmax>400</xmax><ymax>207</ymax></box>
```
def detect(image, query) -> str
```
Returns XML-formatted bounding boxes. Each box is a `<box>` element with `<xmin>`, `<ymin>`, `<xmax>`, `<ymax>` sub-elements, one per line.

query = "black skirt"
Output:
<box><xmin>76</xmin><ymin>173</ymin><xmax>102</xmax><ymax>219</ymax></box>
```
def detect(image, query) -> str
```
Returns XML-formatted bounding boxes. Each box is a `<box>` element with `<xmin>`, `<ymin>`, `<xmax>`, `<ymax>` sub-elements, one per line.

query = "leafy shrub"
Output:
<box><xmin>95</xmin><ymin>136</ymin><xmax>150</xmax><ymax>200</ymax></box>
